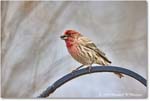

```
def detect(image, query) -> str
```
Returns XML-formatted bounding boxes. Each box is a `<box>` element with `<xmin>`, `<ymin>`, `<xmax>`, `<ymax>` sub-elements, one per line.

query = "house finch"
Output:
<box><xmin>60</xmin><ymin>29</ymin><xmax>123</xmax><ymax>78</ymax></box>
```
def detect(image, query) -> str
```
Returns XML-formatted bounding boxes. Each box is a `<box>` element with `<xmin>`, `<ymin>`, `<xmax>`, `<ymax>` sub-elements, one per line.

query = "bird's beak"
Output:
<box><xmin>60</xmin><ymin>35</ymin><xmax>68</xmax><ymax>40</ymax></box>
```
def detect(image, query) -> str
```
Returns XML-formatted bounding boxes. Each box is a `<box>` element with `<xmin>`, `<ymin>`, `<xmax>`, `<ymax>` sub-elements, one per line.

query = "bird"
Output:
<box><xmin>60</xmin><ymin>29</ymin><xmax>124</xmax><ymax>78</ymax></box>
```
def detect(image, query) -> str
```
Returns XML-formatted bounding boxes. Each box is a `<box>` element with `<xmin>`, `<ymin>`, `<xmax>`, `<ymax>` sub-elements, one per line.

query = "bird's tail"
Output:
<box><xmin>101</xmin><ymin>61</ymin><xmax>124</xmax><ymax>78</ymax></box>
<box><xmin>113</xmin><ymin>72</ymin><xmax>124</xmax><ymax>78</ymax></box>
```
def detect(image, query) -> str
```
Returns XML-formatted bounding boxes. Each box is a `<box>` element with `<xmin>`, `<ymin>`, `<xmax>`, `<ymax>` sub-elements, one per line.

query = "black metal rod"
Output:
<box><xmin>37</xmin><ymin>66</ymin><xmax>147</xmax><ymax>98</ymax></box>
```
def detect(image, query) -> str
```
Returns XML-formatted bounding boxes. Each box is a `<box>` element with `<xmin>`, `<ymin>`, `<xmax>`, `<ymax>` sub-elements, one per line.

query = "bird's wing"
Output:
<box><xmin>79</xmin><ymin>36</ymin><xmax>105</xmax><ymax>55</ymax></box>
<box><xmin>79</xmin><ymin>36</ymin><xmax>111</xmax><ymax>63</ymax></box>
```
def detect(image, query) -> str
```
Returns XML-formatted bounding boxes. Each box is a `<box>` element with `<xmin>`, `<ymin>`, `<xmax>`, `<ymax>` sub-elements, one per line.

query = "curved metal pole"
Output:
<box><xmin>37</xmin><ymin>66</ymin><xmax>147</xmax><ymax>98</ymax></box>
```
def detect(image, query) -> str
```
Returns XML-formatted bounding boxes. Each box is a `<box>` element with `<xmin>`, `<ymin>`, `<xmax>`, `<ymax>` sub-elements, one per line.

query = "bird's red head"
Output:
<box><xmin>64</xmin><ymin>30</ymin><xmax>78</xmax><ymax>35</ymax></box>
<box><xmin>60</xmin><ymin>30</ymin><xmax>81</xmax><ymax>40</ymax></box>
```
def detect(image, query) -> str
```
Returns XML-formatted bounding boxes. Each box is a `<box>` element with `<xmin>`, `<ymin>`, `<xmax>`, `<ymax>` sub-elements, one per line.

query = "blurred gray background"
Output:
<box><xmin>1</xmin><ymin>1</ymin><xmax>147</xmax><ymax>98</ymax></box>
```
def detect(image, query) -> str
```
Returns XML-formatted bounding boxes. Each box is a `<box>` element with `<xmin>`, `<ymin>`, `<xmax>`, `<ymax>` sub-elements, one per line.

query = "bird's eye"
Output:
<box><xmin>67</xmin><ymin>33</ymin><xmax>71</xmax><ymax>37</ymax></box>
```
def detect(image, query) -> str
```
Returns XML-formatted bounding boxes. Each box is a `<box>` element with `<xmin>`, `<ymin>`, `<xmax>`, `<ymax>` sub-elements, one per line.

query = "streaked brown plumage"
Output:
<box><xmin>60</xmin><ymin>29</ymin><xmax>123</xmax><ymax>78</ymax></box>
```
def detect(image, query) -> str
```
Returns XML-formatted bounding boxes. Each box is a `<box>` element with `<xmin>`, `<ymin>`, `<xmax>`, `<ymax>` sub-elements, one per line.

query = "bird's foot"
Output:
<box><xmin>71</xmin><ymin>69</ymin><xmax>78</xmax><ymax>75</ymax></box>
<box><xmin>87</xmin><ymin>66</ymin><xmax>92</xmax><ymax>72</ymax></box>
<box><xmin>71</xmin><ymin>65</ymin><xmax>84</xmax><ymax>74</ymax></box>
<box><xmin>71</xmin><ymin>69</ymin><xmax>77</xmax><ymax>73</ymax></box>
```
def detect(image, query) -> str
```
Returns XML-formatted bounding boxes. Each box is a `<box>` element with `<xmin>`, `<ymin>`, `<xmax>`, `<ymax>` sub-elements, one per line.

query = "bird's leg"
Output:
<box><xmin>72</xmin><ymin>65</ymin><xmax>84</xmax><ymax>73</ymax></box>
<box><xmin>87</xmin><ymin>64</ymin><xmax>92</xmax><ymax>72</ymax></box>
<box><xmin>87</xmin><ymin>62</ymin><xmax>94</xmax><ymax>72</ymax></box>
